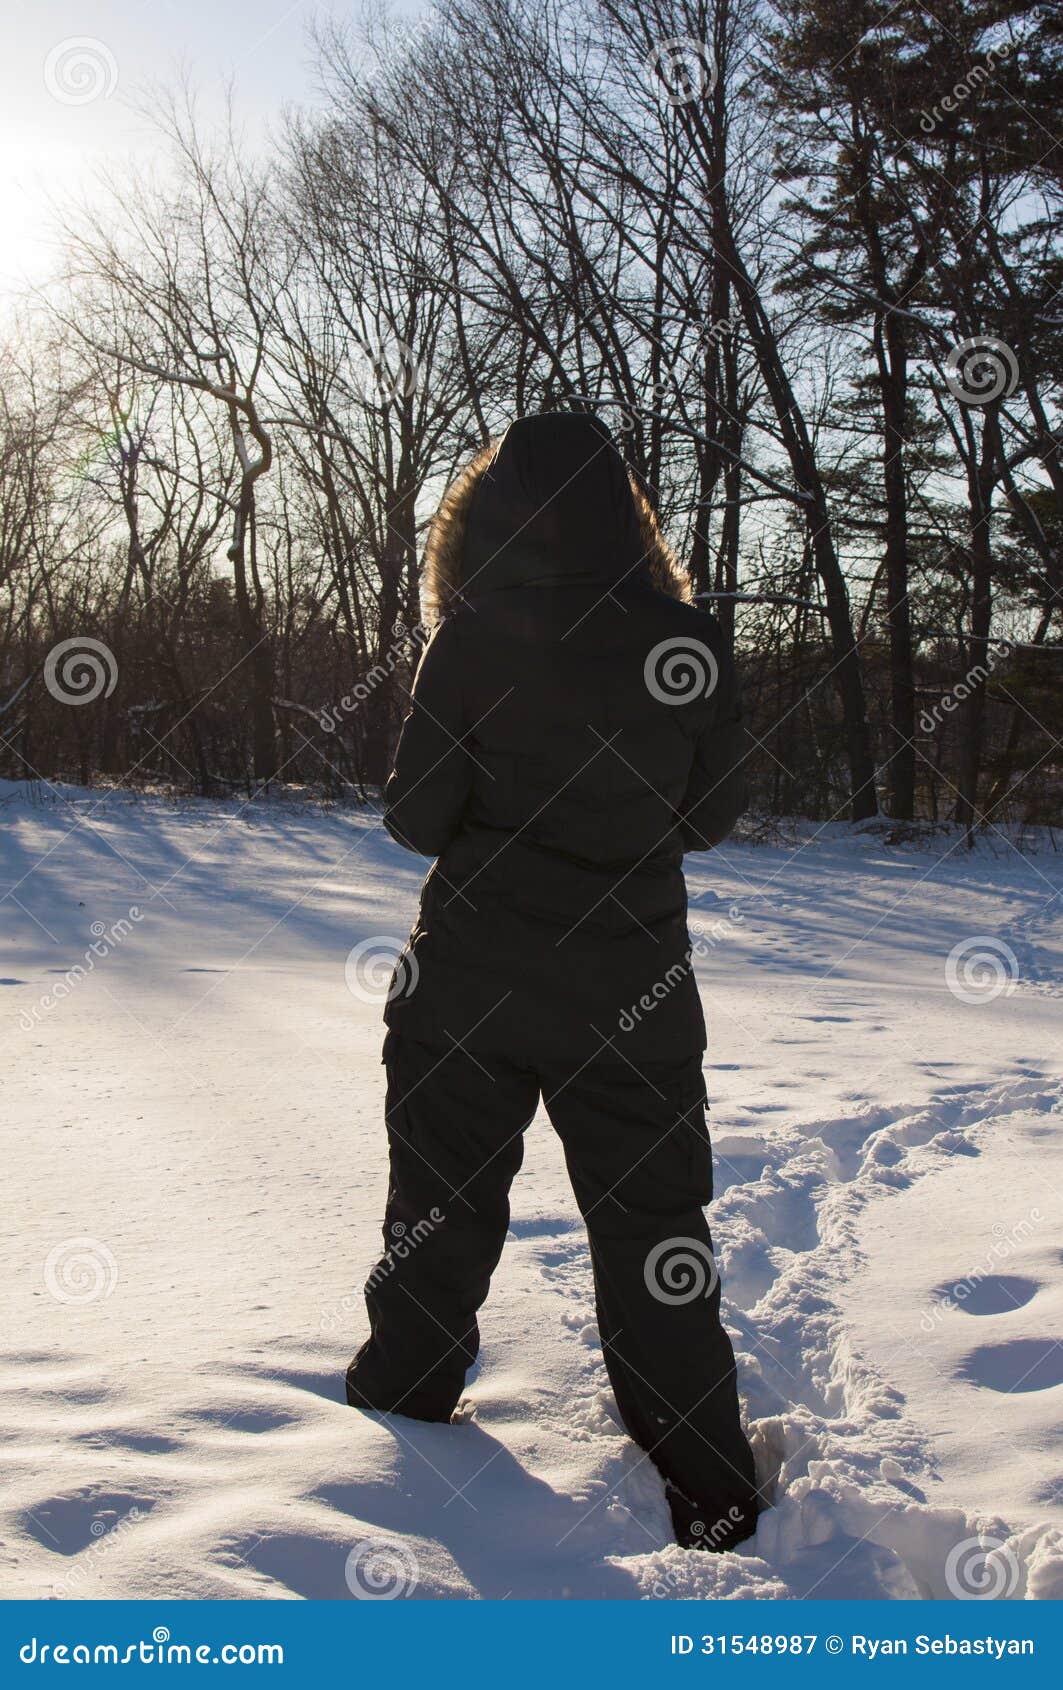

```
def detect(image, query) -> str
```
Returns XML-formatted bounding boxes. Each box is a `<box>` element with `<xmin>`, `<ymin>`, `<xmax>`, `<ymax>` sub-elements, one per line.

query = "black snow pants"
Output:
<box><xmin>346</xmin><ymin>1032</ymin><xmax>759</xmax><ymax>1546</ymax></box>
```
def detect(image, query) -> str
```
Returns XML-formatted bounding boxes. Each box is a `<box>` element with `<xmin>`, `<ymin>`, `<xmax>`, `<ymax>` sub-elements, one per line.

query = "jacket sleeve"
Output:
<box><xmin>383</xmin><ymin>617</ymin><xmax>472</xmax><ymax>856</ymax></box>
<box><xmin>678</xmin><ymin>635</ymin><xmax>749</xmax><ymax>852</ymax></box>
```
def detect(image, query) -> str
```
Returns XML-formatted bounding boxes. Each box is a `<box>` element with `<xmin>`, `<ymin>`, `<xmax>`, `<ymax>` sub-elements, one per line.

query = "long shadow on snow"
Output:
<box><xmin>312</xmin><ymin>1416</ymin><xmax>646</xmax><ymax>1600</ymax></box>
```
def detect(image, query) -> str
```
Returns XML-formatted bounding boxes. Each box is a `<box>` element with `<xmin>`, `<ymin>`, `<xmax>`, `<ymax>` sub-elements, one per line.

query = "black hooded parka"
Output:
<box><xmin>382</xmin><ymin>412</ymin><xmax>747</xmax><ymax>1067</ymax></box>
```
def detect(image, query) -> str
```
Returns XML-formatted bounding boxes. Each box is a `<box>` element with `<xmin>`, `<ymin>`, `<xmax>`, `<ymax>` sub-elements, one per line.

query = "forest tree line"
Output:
<box><xmin>0</xmin><ymin>0</ymin><xmax>1060</xmax><ymax>833</ymax></box>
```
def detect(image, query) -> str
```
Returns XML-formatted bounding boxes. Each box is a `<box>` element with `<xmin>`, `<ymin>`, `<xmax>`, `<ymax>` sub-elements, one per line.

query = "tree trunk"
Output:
<box><xmin>711</xmin><ymin>204</ymin><xmax>877</xmax><ymax>817</ymax></box>
<box><xmin>955</xmin><ymin>452</ymin><xmax>996</xmax><ymax>845</ymax></box>
<box><xmin>874</xmin><ymin>315</ymin><xmax>916</xmax><ymax>818</ymax></box>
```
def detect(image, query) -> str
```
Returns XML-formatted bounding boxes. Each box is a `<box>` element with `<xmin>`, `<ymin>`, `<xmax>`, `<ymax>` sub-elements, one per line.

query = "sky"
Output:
<box><xmin>0</xmin><ymin>0</ymin><xmax>391</xmax><ymax>289</ymax></box>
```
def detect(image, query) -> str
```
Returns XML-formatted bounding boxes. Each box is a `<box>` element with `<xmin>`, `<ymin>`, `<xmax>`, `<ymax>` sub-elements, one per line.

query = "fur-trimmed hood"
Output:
<box><xmin>422</xmin><ymin>415</ymin><xmax>691</xmax><ymax>624</ymax></box>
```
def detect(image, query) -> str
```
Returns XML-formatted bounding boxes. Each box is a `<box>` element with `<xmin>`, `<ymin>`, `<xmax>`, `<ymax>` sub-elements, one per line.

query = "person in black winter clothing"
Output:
<box><xmin>346</xmin><ymin>412</ymin><xmax>760</xmax><ymax>1553</ymax></box>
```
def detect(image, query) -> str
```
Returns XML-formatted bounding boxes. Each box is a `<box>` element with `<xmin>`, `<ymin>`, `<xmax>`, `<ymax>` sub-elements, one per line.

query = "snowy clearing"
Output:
<box><xmin>2</xmin><ymin>781</ymin><xmax>1062</xmax><ymax>1601</ymax></box>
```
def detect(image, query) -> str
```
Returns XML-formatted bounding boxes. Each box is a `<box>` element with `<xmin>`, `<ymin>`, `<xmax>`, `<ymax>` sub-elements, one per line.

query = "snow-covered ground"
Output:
<box><xmin>2</xmin><ymin>779</ymin><xmax>1062</xmax><ymax>1601</ymax></box>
